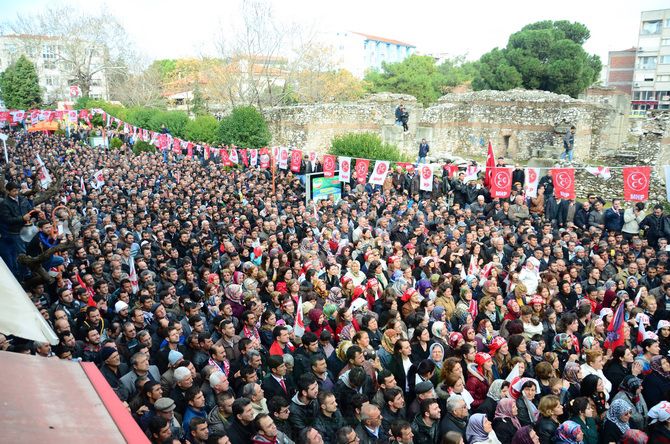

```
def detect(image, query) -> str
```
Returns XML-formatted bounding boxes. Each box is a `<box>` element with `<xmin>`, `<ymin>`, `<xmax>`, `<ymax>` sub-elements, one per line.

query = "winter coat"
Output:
<box><xmin>604</xmin><ymin>208</ymin><xmax>624</xmax><ymax>233</ymax></box>
<box><xmin>492</xmin><ymin>417</ymin><xmax>517</xmax><ymax>443</ymax></box>
<box><xmin>465</xmin><ymin>370</ymin><xmax>489</xmax><ymax>410</ymax></box>
<box><xmin>207</xmin><ymin>405</ymin><xmax>230</xmax><ymax>436</ymax></box>
<box><xmin>0</xmin><ymin>195</ymin><xmax>30</xmax><ymax>235</ymax></box>
<box><xmin>288</xmin><ymin>393</ymin><xmax>319</xmax><ymax>432</ymax></box>
<box><xmin>314</xmin><ymin>411</ymin><xmax>346</xmax><ymax>444</ymax></box>
<box><xmin>439</xmin><ymin>412</ymin><xmax>467</xmax><ymax>440</ymax></box>
<box><xmin>535</xmin><ymin>416</ymin><xmax>559</xmax><ymax>444</ymax></box>
<box><xmin>411</xmin><ymin>415</ymin><xmax>439</xmax><ymax>444</ymax></box>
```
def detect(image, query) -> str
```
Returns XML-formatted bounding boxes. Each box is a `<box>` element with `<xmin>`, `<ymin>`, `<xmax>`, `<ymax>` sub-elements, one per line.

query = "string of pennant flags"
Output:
<box><xmin>0</xmin><ymin>108</ymin><xmax>665</xmax><ymax>202</ymax></box>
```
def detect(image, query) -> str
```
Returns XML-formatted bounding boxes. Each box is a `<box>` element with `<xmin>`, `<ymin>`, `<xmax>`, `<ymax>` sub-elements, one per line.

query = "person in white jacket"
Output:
<box><xmin>622</xmin><ymin>203</ymin><xmax>645</xmax><ymax>240</ymax></box>
<box><xmin>580</xmin><ymin>349</ymin><xmax>612</xmax><ymax>400</ymax></box>
<box><xmin>519</xmin><ymin>257</ymin><xmax>540</xmax><ymax>296</ymax></box>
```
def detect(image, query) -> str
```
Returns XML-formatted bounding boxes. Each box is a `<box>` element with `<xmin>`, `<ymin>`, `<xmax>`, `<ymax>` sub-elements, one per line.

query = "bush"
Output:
<box><xmin>132</xmin><ymin>140</ymin><xmax>156</xmax><ymax>155</ymax></box>
<box><xmin>110</xmin><ymin>138</ymin><xmax>124</xmax><ymax>149</ymax></box>
<box><xmin>219</xmin><ymin>106</ymin><xmax>271</xmax><ymax>148</ymax></box>
<box><xmin>185</xmin><ymin>115</ymin><xmax>220</xmax><ymax>144</ymax></box>
<box><xmin>147</xmin><ymin>111</ymin><xmax>189</xmax><ymax>139</ymax></box>
<box><xmin>329</xmin><ymin>133</ymin><xmax>410</xmax><ymax>163</ymax></box>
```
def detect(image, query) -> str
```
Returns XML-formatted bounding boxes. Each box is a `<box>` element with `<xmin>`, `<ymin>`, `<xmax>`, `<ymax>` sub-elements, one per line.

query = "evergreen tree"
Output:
<box><xmin>0</xmin><ymin>55</ymin><xmax>42</xmax><ymax>109</ymax></box>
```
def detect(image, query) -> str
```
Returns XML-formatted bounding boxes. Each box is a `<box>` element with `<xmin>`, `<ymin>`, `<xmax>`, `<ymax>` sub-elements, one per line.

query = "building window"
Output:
<box><xmin>663</xmin><ymin>38</ymin><xmax>670</xmax><ymax>46</ymax></box>
<box><xmin>661</xmin><ymin>55</ymin><xmax>670</xmax><ymax>64</ymax></box>
<box><xmin>642</xmin><ymin>20</ymin><xmax>662</xmax><ymax>34</ymax></box>
<box><xmin>666</xmin><ymin>18</ymin><xmax>670</xmax><ymax>27</ymax></box>
<box><xmin>45</xmin><ymin>76</ymin><xmax>55</xmax><ymax>86</ymax></box>
<box><xmin>43</xmin><ymin>44</ymin><xmax>57</xmax><ymax>69</ymax></box>
<box><xmin>638</xmin><ymin>56</ymin><xmax>657</xmax><ymax>69</ymax></box>
<box><xmin>659</xmin><ymin>75</ymin><xmax>670</xmax><ymax>82</ymax></box>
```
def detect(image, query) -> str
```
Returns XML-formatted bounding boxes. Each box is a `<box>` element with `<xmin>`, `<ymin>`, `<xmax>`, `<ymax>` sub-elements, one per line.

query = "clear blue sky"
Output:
<box><xmin>0</xmin><ymin>0</ymin><xmax>668</xmax><ymax>63</ymax></box>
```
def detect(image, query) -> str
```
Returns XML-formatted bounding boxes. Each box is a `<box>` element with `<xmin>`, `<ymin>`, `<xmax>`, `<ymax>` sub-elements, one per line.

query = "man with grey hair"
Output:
<box><xmin>355</xmin><ymin>402</ymin><xmax>387</xmax><ymax>443</ymax></box>
<box><xmin>242</xmin><ymin>382</ymin><xmax>268</xmax><ymax>417</ymax></box>
<box><xmin>439</xmin><ymin>394</ymin><xmax>468</xmax><ymax>440</ymax></box>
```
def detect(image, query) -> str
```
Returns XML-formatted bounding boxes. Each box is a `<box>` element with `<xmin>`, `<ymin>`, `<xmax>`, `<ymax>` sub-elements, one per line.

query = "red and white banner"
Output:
<box><xmin>229</xmin><ymin>148</ymin><xmax>239</xmax><ymax>164</ymax></box>
<box><xmin>278</xmin><ymin>147</ymin><xmax>289</xmax><ymax>170</ymax></box>
<box><xmin>290</xmin><ymin>149</ymin><xmax>302</xmax><ymax>173</ymax></box>
<box><xmin>369</xmin><ymin>161</ymin><xmax>390</xmax><ymax>185</ymax></box>
<box><xmin>586</xmin><ymin>166</ymin><xmax>612</xmax><ymax>180</ymax></box>
<box><xmin>67</xmin><ymin>110</ymin><xmax>78</xmax><ymax>123</ymax></box>
<box><xmin>35</xmin><ymin>154</ymin><xmax>52</xmax><ymax>188</ymax></box>
<box><xmin>552</xmin><ymin>168</ymin><xmax>575</xmax><ymax>199</ymax></box>
<box><xmin>240</xmin><ymin>149</ymin><xmax>248</xmax><ymax>167</ymax></box>
<box><xmin>464</xmin><ymin>164</ymin><xmax>481</xmax><ymax>183</ymax></box>
<box><xmin>444</xmin><ymin>164</ymin><xmax>459</xmax><ymax>179</ymax></box>
<box><xmin>259</xmin><ymin>148</ymin><xmax>270</xmax><ymax>169</ymax></box>
<box><xmin>93</xmin><ymin>169</ymin><xmax>105</xmax><ymax>190</ymax></box>
<box><xmin>11</xmin><ymin>110</ymin><xmax>25</xmax><ymax>123</ymax></box>
<box><xmin>524</xmin><ymin>167</ymin><xmax>540</xmax><ymax>198</ymax></box>
<box><xmin>221</xmin><ymin>149</ymin><xmax>231</xmax><ymax>167</ymax></box>
<box><xmin>419</xmin><ymin>164</ymin><xmax>433</xmax><ymax>191</ymax></box>
<box><xmin>339</xmin><ymin>156</ymin><xmax>351</xmax><ymax>182</ymax></box>
<box><xmin>489</xmin><ymin>167</ymin><xmax>512</xmax><ymax>198</ymax></box>
<box><xmin>69</xmin><ymin>85</ymin><xmax>81</xmax><ymax>98</ymax></box>
<box><xmin>323</xmin><ymin>154</ymin><xmax>336</xmax><ymax>178</ymax></box>
<box><xmin>623</xmin><ymin>166</ymin><xmax>651</xmax><ymax>202</ymax></box>
<box><xmin>355</xmin><ymin>159</ymin><xmax>369</xmax><ymax>185</ymax></box>
<box><xmin>308</xmin><ymin>151</ymin><xmax>317</xmax><ymax>163</ymax></box>
<box><xmin>250</xmin><ymin>149</ymin><xmax>258</xmax><ymax>167</ymax></box>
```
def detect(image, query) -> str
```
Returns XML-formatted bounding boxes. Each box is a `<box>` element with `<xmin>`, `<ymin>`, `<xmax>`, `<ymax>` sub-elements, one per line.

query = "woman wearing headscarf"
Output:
<box><xmin>466</xmin><ymin>413</ymin><xmax>501</xmax><ymax>444</ymax></box>
<box><xmin>466</xmin><ymin>352</ymin><xmax>493</xmax><ymax>410</ymax></box>
<box><xmin>554</xmin><ymin>421</ymin><xmax>584</xmax><ymax>444</ymax></box>
<box><xmin>563</xmin><ymin>362</ymin><xmax>583</xmax><ymax>401</ymax></box>
<box><xmin>428</xmin><ymin>342</ymin><xmax>445</xmax><ymax>374</ymax></box>
<box><xmin>579</xmin><ymin>374</ymin><xmax>608</xmax><ymax>421</ymax></box>
<box><xmin>642</xmin><ymin>355</ymin><xmax>670</xmax><ymax>408</ymax></box>
<box><xmin>511</xmin><ymin>377</ymin><xmax>540</xmax><ymax>427</ymax></box>
<box><xmin>224</xmin><ymin>283</ymin><xmax>245</xmax><ymax>318</ymax></box>
<box><xmin>611</xmin><ymin>375</ymin><xmax>648</xmax><ymax>430</ymax></box>
<box><xmin>475</xmin><ymin>379</ymin><xmax>508</xmax><ymax>421</ymax></box>
<box><xmin>552</xmin><ymin>333</ymin><xmax>575</xmax><ymax>374</ymax></box>
<box><xmin>601</xmin><ymin>399</ymin><xmax>633</xmax><ymax>444</ymax></box>
<box><xmin>377</xmin><ymin>328</ymin><xmax>398</xmax><ymax>368</ymax></box>
<box><xmin>492</xmin><ymin>398</ymin><xmax>521</xmax><ymax>443</ymax></box>
<box><xmin>431</xmin><ymin>320</ymin><xmax>449</xmax><ymax>351</ymax></box>
<box><xmin>647</xmin><ymin>400</ymin><xmax>670</xmax><ymax>443</ymax></box>
<box><xmin>621</xmin><ymin>430</ymin><xmax>649</xmax><ymax>444</ymax></box>
<box><xmin>511</xmin><ymin>426</ymin><xmax>541</xmax><ymax>444</ymax></box>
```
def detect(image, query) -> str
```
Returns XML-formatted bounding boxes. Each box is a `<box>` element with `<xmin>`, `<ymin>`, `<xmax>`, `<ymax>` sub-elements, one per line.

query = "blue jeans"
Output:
<box><xmin>418</xmin><ymin>156</ymin><xmax>426</xmax><ymax>164</ymax></box>
<box><xmin>561</xmin><ymin>149</ymin><xmax>573</xmax><ymax>161</ymax></box>
<box><xmin>0</xmin><ymin>233</ymin><xmax>24</xmax><ymax>278</ymax></box>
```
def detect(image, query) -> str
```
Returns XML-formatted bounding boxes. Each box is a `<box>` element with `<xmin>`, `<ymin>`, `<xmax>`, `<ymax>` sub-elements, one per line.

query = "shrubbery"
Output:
<box><xmin>219</xmin><ymin>106</ymin><xmax>271</xmax><ymax>149</ymax></box>
<box><xmin>110</xmin><ymin>138</ymin><xmax>124</xmax><ymax>149</ymax></box>
<box><xmin>329</xmin><ymin>133</ymin><xmax>410</xmax><ymax>163</ymax></box>
<box><xmin>185</xmin><ymin>115</ymin><xmax>220</xmax><ymax>144</ymax></box>
<box><xmin>132</xmin><ymin>140</ymin><xmax>156</xmax><ymax>155</ymax></box>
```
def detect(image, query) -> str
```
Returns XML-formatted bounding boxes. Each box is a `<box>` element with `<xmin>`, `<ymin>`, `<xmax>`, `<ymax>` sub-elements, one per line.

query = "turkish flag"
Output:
<box><xmin>489</xmin><ymin>167</ymin><xmax>512</xmax><ymax>198</ymax></box>
<box><xmin>369</xmin><ymin>161</ymin><xmax>390</xmax><ymax>185</ymax></box>
<box><xmin>355</xmin><ymin>159</ymin><xmax>369</xmax><ymax>185</ymax></box>
<box><xmin>323</xmin><ymin>154</ymin><xmax>336</xmax><ymax>178</ymax></box>
<box><xmin>484</xmin><ymin>141</ymin><xmax>496</xmax><ymax>188</ymax></box>
<box><xmin>552</xmin><ymin>168</ymin><xmax>575</xmax><ymax>199</ymax></box>
<box><xmin>444</xmin><ymin>164</ymin><xmax>459</xmax><ymax>178</ymax></box>
<box><xmin>221</xmin><ymin>149</ymin><xmax>231</xmax><ymax>166</ymax></box>
<box><xmin>290</xmin><ymin>149</ymin><xmax>302</xmax><ymax>173</ymax></box>
<box><xmin>240</xmin><ymin>149</ymin><xmax>249</xmax><ymax>167</ymax></box>
<box><xmin>623</xmin><ymin>166</ymin><xmax>651</xmax><ymax>202</ymax></box>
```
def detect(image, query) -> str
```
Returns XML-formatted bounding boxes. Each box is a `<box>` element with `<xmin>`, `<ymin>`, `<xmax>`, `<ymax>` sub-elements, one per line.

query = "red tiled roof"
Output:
<box><xmin>350</xmin><ymin>32</ymin><xmax>415</xmax><ymax>47</ymax></box>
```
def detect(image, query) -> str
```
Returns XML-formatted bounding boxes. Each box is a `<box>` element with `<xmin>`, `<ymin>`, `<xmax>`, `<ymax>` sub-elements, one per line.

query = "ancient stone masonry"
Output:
<box><xmin>264</xmin><ymin>90</ymin><xmax>626</xmax><ymax>162</ymax></box>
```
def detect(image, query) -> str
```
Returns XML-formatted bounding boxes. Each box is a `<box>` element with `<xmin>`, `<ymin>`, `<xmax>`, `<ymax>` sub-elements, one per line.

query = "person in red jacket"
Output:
<box><xmin>466</xmin><ymin>352</ymin><xmax>493</xmax><ymax>410</ymax></box>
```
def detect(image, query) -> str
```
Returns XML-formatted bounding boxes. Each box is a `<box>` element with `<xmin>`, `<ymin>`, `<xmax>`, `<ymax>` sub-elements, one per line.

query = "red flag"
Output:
<box><xmin>444</xmin><ymin>164</ymin><xmax>459</xmax><ymax>179</ymax></box>
<box><xmin>489</xmin><ymin>167</ymin><xmax>513</xmax><ymax>198</ymax></box>
<box><xmin>240</xmin><ymin>149</ymin><xmax>249</xmax><ymax>167</ymax></box>
<box><xmin>323</xmin><ymin>155</ymin><xmax>336</xmax><ymax>178</ymax></box>
<box><xmin>484</xmin><ymin>141</ymin><xmax>496</xmax><ymax>188</ymax></box>
<box><xmin>290</xmin><ymin>149</ymin><xmax>302</xmax><ymax>173</ymax></box>
<box><xmin>221</xmin><ymin>150</ymin><xmax>231</xmax><ymax>166</ymax></box>
<box><xmin>355</xmin><ymin>159</ymin><xmax>369</xmax><ymax>185</ymax></box>
<box><xmin>294</xmin><ymin>296</ymin><xmax>305</xmax><ymax>337</ymax></box>
<box><xmin>552</xmin><ymin>168</ymin><xmax>575</xmax><ymax>199</ymax></box>
<box><xmin>76</xmin><ymin>273</ymin><xmax>96</xmax><ymax>307</ymax></box>
<box><xmin>604</xmin><ymin>301</ymin><xmax>626</xmax><ymax>351</ymax></box>
<box><xmin>623</xmin><ymin>166</ymin><xmax>650</xmax><ymax>202</ymax></box>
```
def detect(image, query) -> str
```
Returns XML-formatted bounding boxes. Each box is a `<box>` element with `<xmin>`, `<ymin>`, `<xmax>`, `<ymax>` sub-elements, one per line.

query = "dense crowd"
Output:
<box><xmin>1</xmin><ymin>128</ymin><xmax>670</xmax><ymax>444</ymax></box>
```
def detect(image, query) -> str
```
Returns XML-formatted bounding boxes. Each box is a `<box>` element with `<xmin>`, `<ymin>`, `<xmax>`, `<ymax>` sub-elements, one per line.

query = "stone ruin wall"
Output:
<box><xmin>264</xmin><ymin>90</ymin><xmax>624</xmax><ymax>162</ymax></box>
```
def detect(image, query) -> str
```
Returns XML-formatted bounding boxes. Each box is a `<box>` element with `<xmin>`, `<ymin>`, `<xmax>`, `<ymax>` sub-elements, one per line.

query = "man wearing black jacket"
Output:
<box><xmin>226</xmin><ymin>398</ymin><xmax>255</xmax><ymax>444</ymax></box>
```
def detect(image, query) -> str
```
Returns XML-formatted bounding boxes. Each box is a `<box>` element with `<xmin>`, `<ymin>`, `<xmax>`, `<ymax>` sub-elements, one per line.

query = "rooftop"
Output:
<box><xmin>350</xmin><ymin>32</ymin><xmax>415</xmax><ymax>47</ymax></box>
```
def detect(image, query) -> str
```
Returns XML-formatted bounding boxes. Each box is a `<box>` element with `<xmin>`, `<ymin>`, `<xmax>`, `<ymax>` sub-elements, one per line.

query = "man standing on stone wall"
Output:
<box><xmin>561</xmin><ymin>125</ymin><xmax>576</xmax><ymax>161</ymax></box>
<box><xmin>418</xmin><ymin>139</ymin><xmax>430</xmax><ymax>164</ymax></box>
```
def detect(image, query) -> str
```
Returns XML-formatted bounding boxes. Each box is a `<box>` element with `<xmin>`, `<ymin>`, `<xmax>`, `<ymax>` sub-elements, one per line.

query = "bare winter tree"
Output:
<box><xmin>2</xmin><ymin>6</ymin><xmax>133</xmax><ymax>99</ymax></box>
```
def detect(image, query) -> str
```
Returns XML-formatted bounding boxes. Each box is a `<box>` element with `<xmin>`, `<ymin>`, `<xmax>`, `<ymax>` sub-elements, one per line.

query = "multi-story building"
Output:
<box><xmin>0</xmin><ymin>34</ymin><xmax>109</xmax><ymax>104</ymax></box>
<box><xmin>605</xmin><ymin>48</ymin><xmax>636</xmax><ymax>96</ymax></box>
<box><xmin>631</xmin><ymin>9</ymin><xmax>670</xmax><ymax>114</ymax></box>
<box><xmin>327</xmin><ymin>31</ymin><xmax>416</xmax><ymax>78</ymax></box>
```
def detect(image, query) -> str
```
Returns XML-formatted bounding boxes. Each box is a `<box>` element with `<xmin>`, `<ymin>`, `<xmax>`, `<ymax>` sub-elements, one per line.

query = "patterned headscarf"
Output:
<box><xmin>224</xmin><ymin>284</ymin><xmax>243</xmax><ymax>304</ymax></box>
<box><xmin>448</xmin><ymin>332</ymin><xmax>464</xmax><ymax>349</ymax></box>
<box><xmin>650</xmin><ymin>355</ymin><xmax>670</xmax><ymax>379</ymax></box>
<box><xmin>621</xmin><ymin>429</ymin><xmax>648</xmax><ymax>444</ymax></box>
<box><xmin>648</xmin><ymin>400</ymin><xmax>670</xmax><ymax>424</ymax></box>
<box><xmin>511</xmin><ymin>426</ymin><xmax>536</xmax><ymax>444</ymax></box>
<box><xmin>555</xmin><ymin>421</ymin><xmax>583</xmax><ymax>444</ymax></box>
<box><xmin>582</xmin><ymin>336</ymin><xmax>598</xmax><ymax>351</ymax></box>
<box><xmin>618</xmin><ymin>375</ymin><xmax>642</xmax><ymax>400</ymax></box>
<box><xmin>486</xmin><ymin>379</ymin><xmax>505</xmax><ymax>402</ymax></box>
<box><xmin>563</xmin><ymin>362</ymin><xmax>581</xmax><ymax>385</ymax></box>
<box><xmin>606</xmin><ymin>399</ymin><xmax>632</xmax><ymax>434</ymax></box>
<box><xmin>494</xmin><ymin>398</ymin><xmax>521</xmax><ymax>429</ymax></box>
<box><xmin>553</xmin><ymin>333</ymin><xmax>572</xmax><ymax>353</ymax></box>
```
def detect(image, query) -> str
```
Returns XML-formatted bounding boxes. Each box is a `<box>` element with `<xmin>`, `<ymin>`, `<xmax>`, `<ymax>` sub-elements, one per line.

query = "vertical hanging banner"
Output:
<box><xmin>489</xmin><ymin>167</ymin><xmax>512</xmax><ymax>198</ymax></box>
<box><xmin>290</xmin><ymin>149</ymin><xmax>302</xmax><ymax>173</ymax></box>
<box><xmin>552</xmin><ymin>168</ymin><xmax>575</xmax><ymax>199</ymax></box>
<box><xmin>250</xmin><ymin>149</ymin><xmax>258</xmax><ymax>167</ymax></box>
<box><xmin>67</xmin><ymin>110</ymin><xmax>78</xmax><ymax>122</ymax></box>
<box><xmin>278</xmin><ymin>147</ymin><xmax>289</xmax><ymax>170</ymax></box>
<box><xmin>623</xmin><ymin>166</ymin><xmax>651</xmax><ymax>202</ymax></box>
<box><xmin>11</xmin><ymin>110</ymin><xmax>25</xmax><ymax>124</ymax></box>
<box><xmin>339</xmin><ymin>156</ymin><xmax>351</xmax><ymax>182</ymax></box>
<box><xmin>240</xmin><ymin>149</ymin><xmax>249</xmax><ymax>167</ymax></box>
<box><xmin>355</xmin><ymin>159</ymin><xmax>369</xmax><ymax>184</ymax></box>
<box><xmin>220</xmin><ymin>149</ymin><xmax>231</xmax><ymax>166</ymax></box>
<box><xmin>419</xmin><ymin>164</ymin><xmax>434</xmax><ymax>191</ymax></box>
<box><xmin>229</xmin><ymin>148</ymin><xmax>239</xmax><ymax>164</ymax></box>
<box><xmin>308</xmin><ymin>152</ymin><xmax>317</xmax><ymax>163</ymax></box>
<box><xmin>369</xmin><ymin>161</ymin><xmax>390</xmax><ymax>185</ymax></box>
<box><xmin>323</xmin><ymin>154</ymin><xmax>336</xmax><ymax>178</ymax></box>
<box><xmin>524</xmin><ymin>167</ymin><xmax>540</xmax><ymax>198</ymax></box>
<box><xmin>259</xmin><ymin>148</ymin><xmax>270</xmax><ymax>169</ymax></box>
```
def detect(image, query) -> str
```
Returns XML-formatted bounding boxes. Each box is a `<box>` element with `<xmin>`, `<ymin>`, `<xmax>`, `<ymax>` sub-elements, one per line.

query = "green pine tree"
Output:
<box><xmin>0</xmin><ymin>55</ymin><xmax>42</xmax><ymax>109</ymax></box>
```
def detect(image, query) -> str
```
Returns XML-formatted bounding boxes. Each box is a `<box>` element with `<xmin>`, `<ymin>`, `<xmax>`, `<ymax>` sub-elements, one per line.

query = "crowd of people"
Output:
<box><xmin>1</xmin><ymin>127</ymin><xmax>670</xmax><ymax>444</ymax></box>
